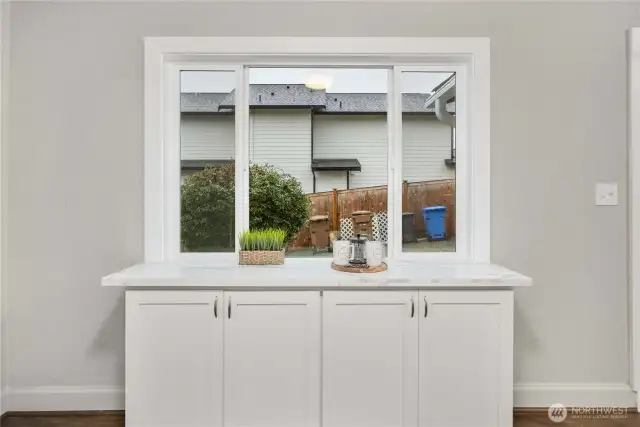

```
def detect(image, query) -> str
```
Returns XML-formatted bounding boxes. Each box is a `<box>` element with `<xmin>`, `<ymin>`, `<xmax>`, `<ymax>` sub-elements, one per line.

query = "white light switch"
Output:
<box><xmin>595</xmin><ymin>182</ymin><xmax>618</xmax><ymax>206</ymax></box>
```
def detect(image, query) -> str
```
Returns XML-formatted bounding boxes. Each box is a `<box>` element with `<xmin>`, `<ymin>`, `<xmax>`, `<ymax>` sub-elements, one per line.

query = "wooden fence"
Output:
<box><xmin>292</xmin><ymin>179</ymin><xmax>455</xmax><ymax>248</ymax></box>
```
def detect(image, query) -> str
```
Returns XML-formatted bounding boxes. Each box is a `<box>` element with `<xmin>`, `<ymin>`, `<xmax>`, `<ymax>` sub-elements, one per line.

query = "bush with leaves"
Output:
<box><xmin>248</xmin><ymin>164</ymin><xmax>311</xmax><ymax>243</ymax></box>
<box><xmin>180</xmin><ymin>163</ymin><xmax>236</xmax><ymax>252</ymax></box>
<box><xmin>181</xmin><ymin>163</ymin><xmax>310</xmax><ymax>251</ymax></box>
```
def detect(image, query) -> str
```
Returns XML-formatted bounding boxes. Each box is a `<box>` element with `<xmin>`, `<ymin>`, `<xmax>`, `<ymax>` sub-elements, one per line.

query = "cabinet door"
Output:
<box><xmin>323</xmin><ymin>291</ymin><xmax>418</xmax><ymax>427</ymax></box>
<box><xmin>126</xmin><ymin>290</ymin><xmax>223</xmax><ymax>427</ymax></box>
<box><xmin>223</xmin><ymin>291</ymin><xmax>321</xmax><ymax>427</ymax></box>
<box><xmin>419</xmin><ymin>291</ymin><xmax>514</xmax><ymax>427</ymax></box>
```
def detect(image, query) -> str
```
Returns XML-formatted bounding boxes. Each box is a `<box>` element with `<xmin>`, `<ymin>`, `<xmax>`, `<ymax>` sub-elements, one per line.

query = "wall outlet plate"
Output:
<box><xmin>595</xmin><ymin>182</ymin><xmax>618</xmax><ymax>206</ymax></box>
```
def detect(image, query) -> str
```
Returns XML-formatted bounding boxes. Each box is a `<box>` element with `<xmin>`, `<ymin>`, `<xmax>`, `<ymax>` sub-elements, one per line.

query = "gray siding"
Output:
<box><xmin>250</xmin><ymin>109</ymin><xmax>313</xmax><ymax>193</ymax></box>
<box><xmin>179</xmin><ymin>112</ymin><xmax>453</xmax><ymax>192</ymax></box>
<box><xmin>180</xmin><ymin>114</ymin><xmax>235</xmax><ymax>160</ymax></box>
<box><xmin>313</xmin><ymin>115</ymin><xmax>388</xmax><ymax>192</ymax></box>
<box><xmin>402</xmin><ymin>116</ymin><xmax>455</xmax><ymax>182</ymax></box>
<box><xmin>313</xmin><ymin>115</ymin><xmax>453</xmax><ymax>192</ymax></box>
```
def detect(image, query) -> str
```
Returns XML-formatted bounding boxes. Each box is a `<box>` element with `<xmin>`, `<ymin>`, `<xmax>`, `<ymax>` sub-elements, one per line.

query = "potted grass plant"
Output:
<box><xmin>238</xmin><ymin>229</ymin><xmax>286</xmax><ymax>265</ymax></box>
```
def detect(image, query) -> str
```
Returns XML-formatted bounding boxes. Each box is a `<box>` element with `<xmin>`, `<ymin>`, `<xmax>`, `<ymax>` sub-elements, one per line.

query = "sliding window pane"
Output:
<box><xmin>248</xmin><ymin>68</ymin><xmax>389</xmax><ymax>257</ymax></box>
<box><xmin>401</xmin><ymin>72</ymin><xmax>456</xmax><ymax>253</ymax></box>
<box><xmin>180</xmin><ymin>71</ymin><xmax>236</xmax><ymax>252</ymax></box>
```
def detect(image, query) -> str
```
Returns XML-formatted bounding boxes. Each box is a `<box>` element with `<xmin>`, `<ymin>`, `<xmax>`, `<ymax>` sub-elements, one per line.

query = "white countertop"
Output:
<box><xmin>101</xmin><ymin>259</ymin><xmax>532</xmax><ymax>289</ymax></box>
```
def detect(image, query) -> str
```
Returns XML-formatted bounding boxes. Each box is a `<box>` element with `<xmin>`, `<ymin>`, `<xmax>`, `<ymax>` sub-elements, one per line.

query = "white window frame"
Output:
<box><xmin>144</xmin><ymin>37</ymin><xmax>490</xmax><ymax>264</ymax></box>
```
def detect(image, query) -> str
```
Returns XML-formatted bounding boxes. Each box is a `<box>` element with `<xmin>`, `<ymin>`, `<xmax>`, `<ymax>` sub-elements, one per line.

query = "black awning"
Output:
<box><xmin>181</xmin><ymin>159</ymin><xmax>233</xmax><ymax>171</ymax></box>
<box><xmin>311</xmin><ymin>158</ymin><xmax>362</xmax><ymax>172</ymax></box>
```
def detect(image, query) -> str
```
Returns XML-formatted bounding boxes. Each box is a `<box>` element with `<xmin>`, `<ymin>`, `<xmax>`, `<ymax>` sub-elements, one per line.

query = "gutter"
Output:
<box><xmin>425</xmin><ymin>74</ymin><xmax>456</xmax><ymax>128</ymax></box>
<box><xmin>435</xmin><ymin>96</ymin><xmax>455</xmax><ymax>128</ymax></box>
<box><xmin>311</xmin><ymin>108</ymin><xmax>316</xmax><ymax>193</ymax></box>
<box><xmin>425</xmin><ymin>74</ymin><xmax>456</xmax><ymax>108</ymax></box>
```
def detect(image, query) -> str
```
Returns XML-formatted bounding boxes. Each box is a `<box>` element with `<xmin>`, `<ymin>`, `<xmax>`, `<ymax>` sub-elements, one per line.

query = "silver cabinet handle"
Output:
<box><xmin>228</xmin><ymin>297</ymin><xmax>232</xmax><ymax>319</ymax></box>
<box><xmin>411</xmin><ymin>297</ymin><xmax>415</xmax><ymax>318</ymax></box>
<box><xmin>424</xmin><ymin>296</ymin><xmax>428</xmax><ymax>318</ymax></box>
<box><xmin>214</xmin><ymin>296</ymin><xmax>218</xmax><ymax>318</ymax></box>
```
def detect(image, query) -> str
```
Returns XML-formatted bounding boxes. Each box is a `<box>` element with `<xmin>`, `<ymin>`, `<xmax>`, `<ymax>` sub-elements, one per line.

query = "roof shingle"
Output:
<box><xmin>182</xmin><ymin>84</ymin><xmax>455</xmax><ymax>114</ymax></box>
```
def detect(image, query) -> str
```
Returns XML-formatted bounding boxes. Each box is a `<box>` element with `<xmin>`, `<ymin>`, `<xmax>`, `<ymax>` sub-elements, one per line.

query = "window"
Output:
<box><xmin>400</xmin><ymin>71</ymin><xmax>456</xmax><ymax>253</ymax></box>
<box><xmin>180</xmin><ymin>71</ymin><xmax>236</xmax><ymax>253</ymax></box>
<box><xmin>248</xmin><ymin>68</ymin><xmax>389</xmax><ymax>258</ymax></box>
<box><xmin>145</xmin><ymin>38</ymin><xmax>489</xmax><ymax>263</ymax></box>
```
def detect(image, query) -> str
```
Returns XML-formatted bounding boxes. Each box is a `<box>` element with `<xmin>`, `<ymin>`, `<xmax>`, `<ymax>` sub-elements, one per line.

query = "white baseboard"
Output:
<box><xmin>2</xmin><ymin>383</ymin><xmax>637</xmax><ymax>412</ymax></box>
<box><xmin>3</xmin><ymin>386</ymin><xmax>124</xmax><ymax>412</ymax></box>
<box><xmin>515</xmin><ymin>382</ymin><xmax>638</xmax><ymax>408</ymax></box>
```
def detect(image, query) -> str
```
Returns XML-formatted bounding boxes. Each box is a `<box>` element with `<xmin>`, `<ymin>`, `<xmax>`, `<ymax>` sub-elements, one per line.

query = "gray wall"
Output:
<box><xmin>5</xmin><ymin>1</ymin><xmax>639</xmax><ymax>409</ymax></box>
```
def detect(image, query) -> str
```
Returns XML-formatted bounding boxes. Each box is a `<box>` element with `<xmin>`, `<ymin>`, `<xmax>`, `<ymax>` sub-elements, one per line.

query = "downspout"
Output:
<box><xmin>434</xmin><ymin>93</ymin><xmax>456</xmax><ymax>167</ymax></box>
<box><xmin>310</xmin><ymin>108</ymin><xmax>314</xmax><ymax>161</ymax></box>
<box><xmin>311</xmin><ymin>108</ymin><xmax>315</xmax><ymax>193</ymax></box>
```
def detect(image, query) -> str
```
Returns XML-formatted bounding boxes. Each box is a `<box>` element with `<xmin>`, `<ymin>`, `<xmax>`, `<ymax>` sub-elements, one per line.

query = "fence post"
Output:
<box><xmin>402</xmin><ymin>181</ymin><xmax>408</xmax><ymax>212</ymax></box>
<box><xmin>332</xmin><ymin>188</ymin><xmax>339</xmax><ymax>231</ymax></box>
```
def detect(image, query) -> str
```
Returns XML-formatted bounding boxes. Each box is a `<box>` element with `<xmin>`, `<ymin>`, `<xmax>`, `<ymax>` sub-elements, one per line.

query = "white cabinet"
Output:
<box><xmin>418</xmin><ymin>291</ymin><xmax>514</xmax><ymax>427</ymax></box>
<box><xmin>124</xmin><ymin>288</ymin><xmax>515</xmax><ymax>427</ymax></box>
<box><xmin>322</xmin><ymin>291</ymin><xmax>419</xmax><ymax>427</ymax></box>
<box><xmin>223</xmin><ymin>291</ymin><xmax>321</xmax><ymax>427</ymax></box>
<box><xmin>126</xmin><ymin>290</ymin><xmax>223</xmax><ymax>427</ymax></box>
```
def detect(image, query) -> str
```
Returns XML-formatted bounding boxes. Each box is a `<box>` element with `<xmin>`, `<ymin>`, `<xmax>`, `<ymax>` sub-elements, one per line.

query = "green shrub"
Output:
<box><xmin>181</xmin><ymin>163</ymin><xmax>310</xmax><ymax>251</ymax></box>
<box><xmin>180</xmin><ymin>163</ymin><xmax>236</xmax><ymax>252</ymax></box>
<box><xmin>248</xmin><ymin>164</ymin><xmax>311</xmax><ymax>243</ymax></box>
<box><xmin>239</xmin><ymin>229</ymin><xmax>286</xmax><ymax>251</ymax></box>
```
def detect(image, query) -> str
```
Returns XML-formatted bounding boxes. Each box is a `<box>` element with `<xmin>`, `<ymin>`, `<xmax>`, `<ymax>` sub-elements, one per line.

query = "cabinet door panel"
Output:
<box><xmin>419</xmin><ymin>291</ymin><xmax>513</xmax><ymax>427</ymax></box>
<box><xmin>223</xmin><ymin>291</ymin><xmax>321</xmax><ymax>427</ymax></box>
<box><xmin>126</xmin><ymin>290</ymin><xmax>222</xmax><ymax>427</ymax></box>
<box><xmin>323</xmin><ymin>291</ymin><xmax>418</xmax><ymax>427</ymax></box>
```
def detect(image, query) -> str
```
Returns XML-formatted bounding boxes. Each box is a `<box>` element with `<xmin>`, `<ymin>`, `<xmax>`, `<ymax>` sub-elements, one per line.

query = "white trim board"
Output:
<box><xmin>514</xmin><ymin>383</ymin><xmax>637</xmax><ymax>408</ymax></box>
<box><xmin>628</xmin><ymin>27</ymin><xmax>640</xmax><ymax>411</ymax></box>
<box><xmin>0</xmin><ymin>0</ymin><xmax>5</xmax><ymax>417</ymax></box>
<box><xmin>3</xmin><ymin>383</ymin><xmax>636</xmax><ymax>412</ymax></box>
<box><xmin>3</xmin><ymin>386</ymin><xmax>124</xmax><ymax>412</ymax></box>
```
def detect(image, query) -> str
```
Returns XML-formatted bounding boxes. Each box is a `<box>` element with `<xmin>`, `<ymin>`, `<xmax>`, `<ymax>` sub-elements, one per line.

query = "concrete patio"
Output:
<box><xmin>287</xmin><ymin>237</ymin><xmax>456</xmax><ymax>257</ymax></box>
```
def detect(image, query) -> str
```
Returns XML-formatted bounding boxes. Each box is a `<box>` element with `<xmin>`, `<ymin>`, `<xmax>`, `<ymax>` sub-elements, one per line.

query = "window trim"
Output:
<box><xmin>391</xmin><ymin>65</ymin><xmax>470</xmax><ymax>261</ymax></box>
<box><xmin>145</xmin><ymin>37</ymin><xmax>490</xmax><ymax>263</ymax></box>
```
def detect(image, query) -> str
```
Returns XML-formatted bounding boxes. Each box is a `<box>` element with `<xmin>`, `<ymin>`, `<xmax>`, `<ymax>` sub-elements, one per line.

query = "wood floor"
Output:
<box><xmin>1</xmin><ymin>413</ymin><xmax>124</xmax><ymax>427</ymax></box>
<box><xmin>1</xmin><ymin>411</ymin><xmax>639</xmax><ymax>426</ymax></box>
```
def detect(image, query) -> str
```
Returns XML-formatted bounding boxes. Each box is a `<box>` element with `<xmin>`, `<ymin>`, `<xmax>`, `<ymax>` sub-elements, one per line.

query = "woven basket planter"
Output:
<box><xmin>238</xmin><ymin>249</ymin><xmax>285</xmax><ymax>265</ymax></box>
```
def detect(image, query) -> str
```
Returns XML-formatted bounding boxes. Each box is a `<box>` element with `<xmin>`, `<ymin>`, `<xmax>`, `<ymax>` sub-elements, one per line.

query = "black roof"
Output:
<box><xmin>311</xmin><ymin>158</ymin><xmax>362</xmax><ymax>172</ymax></box>
<box><xmin>181</xmin><ymin>93</ymin><xmax>229</xmax><ymax>113</ymax></box>
<box><xmin>218</xmin><ymin>84</ymin><xmax>326</xmax><ymax>109</ymax></box>
<box><xmin>181</xmin><ymin>84</ymin><xmax>456</xmax><ymax>114</ymax></box>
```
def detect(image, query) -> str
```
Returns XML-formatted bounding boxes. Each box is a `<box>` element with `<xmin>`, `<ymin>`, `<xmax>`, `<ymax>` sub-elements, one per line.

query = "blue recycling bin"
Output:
<box><xmin>422</xmin><ymin>206</ymin><xmax>447</xmax><ymax>241</ymax></box>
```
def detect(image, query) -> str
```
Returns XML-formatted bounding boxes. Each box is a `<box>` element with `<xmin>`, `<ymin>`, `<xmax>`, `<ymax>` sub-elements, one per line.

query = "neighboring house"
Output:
<box><xmin>180</xmin><ymin>84</ymin><xmax>456</xmax><ymax>192</ymax></box>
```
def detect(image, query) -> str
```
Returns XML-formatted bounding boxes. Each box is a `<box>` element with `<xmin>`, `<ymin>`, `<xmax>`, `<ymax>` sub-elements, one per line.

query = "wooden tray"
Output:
<box><xmin>331</xmin><ymin>262</ymin><xmax>387</xmax><ymax>273</ymax></box>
